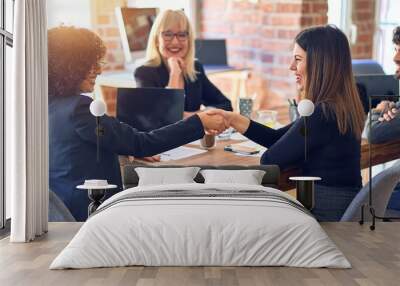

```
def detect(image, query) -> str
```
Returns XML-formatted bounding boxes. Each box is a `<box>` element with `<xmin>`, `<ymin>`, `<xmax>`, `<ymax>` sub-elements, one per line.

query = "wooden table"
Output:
<box><xmin>130</xmin><ymin>137</ymin><xmax>400</xmax><ymax>191</ymax></box>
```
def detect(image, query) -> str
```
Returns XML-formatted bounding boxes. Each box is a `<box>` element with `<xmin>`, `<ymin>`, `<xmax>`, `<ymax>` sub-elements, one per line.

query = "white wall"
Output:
<box><xmin>47</xmin><ymin>0</ymin><xmax>92</xmax><ymax>28</ymax></box>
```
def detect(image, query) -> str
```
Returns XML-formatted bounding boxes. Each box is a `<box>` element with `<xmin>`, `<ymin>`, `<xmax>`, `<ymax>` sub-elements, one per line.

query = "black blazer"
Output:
<box><xmin>134</xmin><ymin>61</ymin><xmax>233</xmax><ymax>112</ymax></box>
<box><xmin>49</xmin><ymin>94</ymin><xmax>205</xmax><ymax>221</ymax></box>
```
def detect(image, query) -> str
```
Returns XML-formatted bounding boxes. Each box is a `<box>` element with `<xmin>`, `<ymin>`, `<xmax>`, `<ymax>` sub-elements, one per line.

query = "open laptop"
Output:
<box><xmin>117</xmin><ymin>87</ymin><xmax>184</xmax><ymax>131</ymax></box>
<box><xmin>195</xmin><ymin>39</ymin><xmax>233</xmax><ymax>73</ymax></box>
<box><xmin>355</xmin><ymin>74</ymin><xmax>399</xmax><ymax>113</ymax></box>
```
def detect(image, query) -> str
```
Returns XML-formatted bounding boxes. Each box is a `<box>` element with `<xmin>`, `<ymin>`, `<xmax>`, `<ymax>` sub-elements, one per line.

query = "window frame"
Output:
<box><xmin>0</xmin><ymin>0</ymin><xmax>14</xmax><ymax>231</ymax></box>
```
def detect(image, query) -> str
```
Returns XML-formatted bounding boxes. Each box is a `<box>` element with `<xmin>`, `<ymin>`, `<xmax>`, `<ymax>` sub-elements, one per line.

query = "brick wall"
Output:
<box><xmin>200</xmin><ymin>0</ymin><xmax>328</xmax><ymax>112</ymax></box>
<box><xmin>351</xmin><ymin>0</ymin><xmax>376</xmax><ymax>59</ymax></box>
<box><xmin>90</xmin><ymin>0</ymin><xmax>127</xmax><ymax>115</ymax></box>
<box><xmin>91</xmin><ymin>0</ymin><xmax>127</xmax><ymax>71</ymax></box>
<box><xmin>90</xmin><ymin>0</ymin><xmax>376</xmax><ymax>116</ymax></box>
<box><xmin>200</xmin><ymin>0</ymin><xmax>376</xmax><ymax>112</ymax></box>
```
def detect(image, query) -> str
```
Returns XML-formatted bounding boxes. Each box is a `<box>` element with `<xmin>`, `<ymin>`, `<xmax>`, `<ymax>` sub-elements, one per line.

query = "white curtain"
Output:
<box><xmin>8</xmin><ymin>0</ymin><xmax>48</xmax><ymax>242</ymax></box>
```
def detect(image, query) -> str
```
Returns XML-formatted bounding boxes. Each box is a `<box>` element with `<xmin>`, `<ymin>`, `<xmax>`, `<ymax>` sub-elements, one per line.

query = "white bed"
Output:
<box><xmin>50</xmin><ymin>183</ymin><xmax>351</xmax><ymax>269</ymax></box>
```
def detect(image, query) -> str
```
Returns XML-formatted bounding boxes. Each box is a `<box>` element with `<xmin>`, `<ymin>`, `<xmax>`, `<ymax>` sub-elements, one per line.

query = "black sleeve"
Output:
<box><xmin>243</xmin><ymin>120</ymin><xmax>293</xmax><ymax>148</ymax></box>
<box><xmin>134</xmin><ymin>65</ymin><xmax>163</xmax><ymax>88</ymax></box>
<box><xmin>72</xmin><ymin>96</ymin><xmax>205</xmax><ymax>157</ymax></box>
<box><xmin>197</xmin><ymin>63</ymin><xmax>233</xmax><ymax>111</ymax></box>
<box><xmin>259</xmin><ymin>107</ymin><xmax>334</xmax><ymax>168</ymax></box>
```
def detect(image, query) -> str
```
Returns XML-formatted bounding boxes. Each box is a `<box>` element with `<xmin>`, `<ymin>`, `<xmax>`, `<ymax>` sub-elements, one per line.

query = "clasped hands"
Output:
<box><xmin>374</xmin><ymin>101</ymin><xmax>398</xmax><ymax>122</ymax></box>
<box><xmin>197</xmin><ymin>109</ymin><xmax>250</xmax><ymax>135</ymax></box>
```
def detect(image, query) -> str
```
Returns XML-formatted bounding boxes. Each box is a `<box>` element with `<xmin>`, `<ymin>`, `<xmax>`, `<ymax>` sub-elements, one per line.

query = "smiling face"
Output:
<box><xmin>157</xmin><ymin>23</ymin><xmax>189</xmax><ymax>60</ymax></box>
<box><xmin>80</xmin><ymin>60</ymin><xmax>103</xmax><ymax>93</ymax></box>
<box><xmin>289</xmin><ymin>43</ymin><xmax>307</xmax><ymax>92</ymax></box>
<box><xmin>394</xmin><ymin>44</ymin><xmax>400</xmax><ymax>79</ymax></box>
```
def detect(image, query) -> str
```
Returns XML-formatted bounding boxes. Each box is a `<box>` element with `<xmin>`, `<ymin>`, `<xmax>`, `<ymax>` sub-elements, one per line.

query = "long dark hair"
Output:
<box><xmin>48</xmin><ymin>26</ymin><xmax>106</xmax><ymax>97</ymax></box>
<box><xmin>295</xmin><ymin>25</ymin><xmax>365</xmax><ymax>139</ymax></box>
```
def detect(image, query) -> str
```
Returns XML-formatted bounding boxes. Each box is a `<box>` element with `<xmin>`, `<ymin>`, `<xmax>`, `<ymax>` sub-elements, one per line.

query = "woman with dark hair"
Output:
<box><xmin>48</xmin><ymin>26</ymin><xmax>227</xmax><ymax>221</ymax></box>
<box><xmin>211</xmin><ymin>25</ymin><xmax>366</xmax><ymax>221</ymax></box>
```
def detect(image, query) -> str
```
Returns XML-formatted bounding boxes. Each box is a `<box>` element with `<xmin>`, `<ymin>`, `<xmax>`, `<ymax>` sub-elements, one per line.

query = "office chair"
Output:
<box><xmin>340</xmin><ymin>161</ymin><xmax>400</xmax><ymax>221</ymax></box>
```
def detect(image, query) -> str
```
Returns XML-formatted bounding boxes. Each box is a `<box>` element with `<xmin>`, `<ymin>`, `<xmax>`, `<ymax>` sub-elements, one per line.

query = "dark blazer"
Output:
<box><xmin>134</xmin><ymin>61</ymin><xmax>233</xmax><ymax>112</ymax></box>
<box><xmin>49</xmin><ymin>94</ymin><xmax>205</xmax><ymax>221</ymax></box>
<box><xmin>244</xmin><ymin>105</ymin><xmax>362</xmax><ymax>188</ymax></box>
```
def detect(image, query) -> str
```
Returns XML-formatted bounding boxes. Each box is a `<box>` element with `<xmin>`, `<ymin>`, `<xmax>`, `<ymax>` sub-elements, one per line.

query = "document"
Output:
<box><xmin>160</xmin><ymin>146</ymin><xmax>207</xmax><ymax>161</ymax></box>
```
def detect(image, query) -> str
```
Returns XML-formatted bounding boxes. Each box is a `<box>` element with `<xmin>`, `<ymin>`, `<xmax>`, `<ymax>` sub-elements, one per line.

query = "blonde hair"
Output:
<box><xmin>144</xmin><ymin>9</ymin><xmax>197</xmax><ymax>82</ymax></box>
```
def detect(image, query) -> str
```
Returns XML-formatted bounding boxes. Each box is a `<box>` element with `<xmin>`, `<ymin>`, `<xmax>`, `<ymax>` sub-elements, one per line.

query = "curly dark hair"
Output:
<box><xmin>393</xmin><ymin>26</ymin><xmax>400</xmax><ymax>45</ymax></box>
<box><xmin>48</xmin><ymin>26</ymin><xmax>106</xmax><ymax>97</ymax></box>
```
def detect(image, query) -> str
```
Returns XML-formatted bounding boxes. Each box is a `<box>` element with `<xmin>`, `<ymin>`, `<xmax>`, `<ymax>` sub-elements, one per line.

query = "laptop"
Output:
<box><xmin>195</xmin><ymin>39</ymin><xmax>233</xmax><ymax>73</ymax></box>
<box><xmin>117</xmin><ymin>87</ymin><xmax>184</xmax><ymax>131</ymax></box>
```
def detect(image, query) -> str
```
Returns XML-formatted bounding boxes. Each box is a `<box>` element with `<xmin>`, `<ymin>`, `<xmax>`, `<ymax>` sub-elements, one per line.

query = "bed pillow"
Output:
<box><xmin>135</xmin><ymin>167</ymin><xmax>201</xmax><ymax>186</ymax></box>
<box><xmin>200</xmin><ymin>169</ymin><xmax>266</xmax><ymax>185</ymax></box>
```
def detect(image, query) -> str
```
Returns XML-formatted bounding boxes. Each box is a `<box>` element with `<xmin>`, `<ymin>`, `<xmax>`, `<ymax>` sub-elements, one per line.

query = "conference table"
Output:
<box><xmin>128</xmin><ymin>136</ymin><xmax>400</xmax><ymax>191</ymax></box>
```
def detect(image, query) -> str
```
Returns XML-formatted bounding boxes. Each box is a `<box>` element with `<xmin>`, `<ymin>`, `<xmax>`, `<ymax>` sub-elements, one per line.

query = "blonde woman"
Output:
<box><xmin>134</xmin><ymin>9</ymin><xmax>232</xmax><ymax>117</ymax></box>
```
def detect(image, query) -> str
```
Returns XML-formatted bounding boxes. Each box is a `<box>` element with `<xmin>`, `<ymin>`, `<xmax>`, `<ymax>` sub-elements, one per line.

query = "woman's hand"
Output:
<box><xmin>205</xmin><ymin>109</ymin><xmax>251</xmax><ymax>134</ymax></box>
<box><xmin>167</xmin><ymin>57</ymin><xmax>185</xmax><ymax>89</ymax></box>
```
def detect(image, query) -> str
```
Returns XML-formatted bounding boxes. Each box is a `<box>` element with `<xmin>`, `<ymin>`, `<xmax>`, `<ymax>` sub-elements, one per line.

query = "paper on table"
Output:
<box><xmin>160</xmin><ymin>146</ymin><xmax>207</xmax><ymax>161</ymax></box>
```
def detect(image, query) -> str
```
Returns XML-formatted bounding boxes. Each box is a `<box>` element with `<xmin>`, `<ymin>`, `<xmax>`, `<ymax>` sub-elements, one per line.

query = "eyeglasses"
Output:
<box><xmin>161</xmin><ymin>31</ymin><xmax>189</xmax><ymax>42</ymax></box>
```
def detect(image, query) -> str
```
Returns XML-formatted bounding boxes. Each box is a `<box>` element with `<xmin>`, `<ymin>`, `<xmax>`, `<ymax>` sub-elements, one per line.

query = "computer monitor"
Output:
<box><xmin>195</xmin><ymin>39</ymin><xmax>230</xmax><ymax>70</ymax></box>
<box><xmin>115</xmin><ymin>7</ymin><xmax>158</xmax><ymax>65</ymax></box>
<box><xmin>117</xmin><ymin>87</ymin><xmax>185</xmax><ymax>131</ymax></box>
<box><xmin>355</xmin><ymin>74</ymin><xmax>399</xmax><ymax>113</ymax></box>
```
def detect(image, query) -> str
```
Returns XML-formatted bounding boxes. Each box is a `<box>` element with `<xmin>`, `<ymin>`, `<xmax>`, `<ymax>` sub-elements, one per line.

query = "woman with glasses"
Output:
<box><xmin>48</xmin><ymin>26</ymin><xmax>228</xmax><ymax>221</ymax></box>
<box><xmin>134</xmin><ymin>9</ymin><xmax>233</xmax><ymax>117</ymax></box>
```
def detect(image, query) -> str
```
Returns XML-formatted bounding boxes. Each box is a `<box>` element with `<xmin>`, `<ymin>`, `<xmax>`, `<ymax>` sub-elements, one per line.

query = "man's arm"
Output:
<box><xmin>365</xmin><ymin>101</ymin><xmax>400</xmax><ymax>144</ymax></box>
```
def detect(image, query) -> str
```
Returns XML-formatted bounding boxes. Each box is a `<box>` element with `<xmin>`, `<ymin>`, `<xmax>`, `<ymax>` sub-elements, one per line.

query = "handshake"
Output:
<box><xmin>197</xmin><ymin>109</ymin><xmax>250</xmax><ymax>135</ymax></box>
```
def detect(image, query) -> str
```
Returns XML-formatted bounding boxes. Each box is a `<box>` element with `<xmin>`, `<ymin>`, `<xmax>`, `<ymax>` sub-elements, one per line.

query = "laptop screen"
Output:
<box><xmin>117</xmin><ymin>87</ymin><xmax>184</xmax><ymax>131</ymax></box>
<box><xmin>195</xmin><ymin>39</ymin><xmax>228</xmax><ymax>67</ymax></box>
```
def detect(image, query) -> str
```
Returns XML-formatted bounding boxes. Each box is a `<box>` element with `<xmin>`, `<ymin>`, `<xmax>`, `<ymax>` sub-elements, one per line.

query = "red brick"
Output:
<box><xmin>234</xmin><ymin>24</ymin><xmax>259</xmax><ymax>35</ymax></box>
<box><xmin>261</xmin><ymin>53</ymin><xmax>274</xmax><ymax>63</ymax></box>
<box><xmin>276</xmin><ymin>3</ymin><xmax>302</xmax><ymax>13</ymax></box>
<box><xmin>260</xmin><ymin>3</ymin><xmax>274</xmax><ymax>12</ymax></box>
<box><xmin>262</xmin><ymin>28</ymin><xmax>274</xmax><ymax>38</ymax></box>
<box><xmin>312</xmin><ymin>3</ymin><xmax>328</xmax><ymax>13</ymax></box>
<box><xmin>271</xmin><ymin>15</ymin><xmax>300</xmax><ymax>26</ymax></box>
<box><xmin>262</xmin><ymin>41</ymin><xmax>292</xmax><ymax>52</ymax></box>
<box><xmin>277</xmin><ymin>29</ymin><xmax>299</xmax><ymax>39</ymax></box>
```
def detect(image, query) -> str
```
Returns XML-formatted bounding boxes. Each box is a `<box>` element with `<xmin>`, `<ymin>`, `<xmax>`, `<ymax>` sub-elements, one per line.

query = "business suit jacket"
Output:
<box><xmin>49</xmin><ymin>94</ymin><xmax>205</xmax><ymax>221</ymax></box>
<box><xmin>134</xmin><ymin>61</ymin><xmax>233</xmax><ymax>112</ymax></box>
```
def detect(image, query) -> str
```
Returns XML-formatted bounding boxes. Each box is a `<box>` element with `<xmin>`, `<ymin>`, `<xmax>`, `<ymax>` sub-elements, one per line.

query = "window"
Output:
<box><xmin>327</xmin><ymin>0</ymin><xmax>355</xmax><ymax>43</ymax></box>
<box><xmin>374</xmin><ymin>0</ymin><xmax>400</xmax><ymax>74</ymax></box>
<box><xmin>0</xmin><ymin>0</ymin><xmax>14</xmax><ymax>230</ymax></box>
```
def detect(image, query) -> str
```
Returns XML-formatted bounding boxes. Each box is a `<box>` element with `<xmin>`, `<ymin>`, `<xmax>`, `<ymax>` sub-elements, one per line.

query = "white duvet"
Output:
<box><xmin>50</xmin><ymin>183</ymin><xmax>351</xmax><ymax>269</ymax></box>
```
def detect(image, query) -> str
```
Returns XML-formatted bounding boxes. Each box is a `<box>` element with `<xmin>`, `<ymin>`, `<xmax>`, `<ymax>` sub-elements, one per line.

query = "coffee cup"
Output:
<box><xmin>200</xmin><ymin>134</ymin><xmax>216</xmax><ymax>149</ymax></box>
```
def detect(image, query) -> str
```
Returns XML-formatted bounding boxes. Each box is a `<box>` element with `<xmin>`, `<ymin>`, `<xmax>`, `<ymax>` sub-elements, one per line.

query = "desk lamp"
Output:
<box><xmin>297</xmin><ymin>99</ymin><xmax>315</xmax><ymax>161</ymax></box>
<box><xmin>290</xmin><ymin>99</ymin><xmax>319</xmax><ymax>211</ymax></box>
<box><xmin>89</xmin><ymin>99</ymin><xmax>106</xmax><ymax>162</ymax></box>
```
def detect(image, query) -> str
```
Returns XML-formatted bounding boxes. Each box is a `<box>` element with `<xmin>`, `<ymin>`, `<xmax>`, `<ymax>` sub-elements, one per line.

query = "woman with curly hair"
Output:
<box><xmin>48</xmin><ymin>26</ymin><xmax>227</xmax><ymax>221</ymax></box>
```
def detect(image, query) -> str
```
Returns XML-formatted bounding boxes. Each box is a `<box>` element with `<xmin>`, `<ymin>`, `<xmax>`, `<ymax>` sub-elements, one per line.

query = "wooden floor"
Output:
<box><xmin>1</xmin><ymin>222</ymin><xmax>399</xmax><ymax>286</ymax></box>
